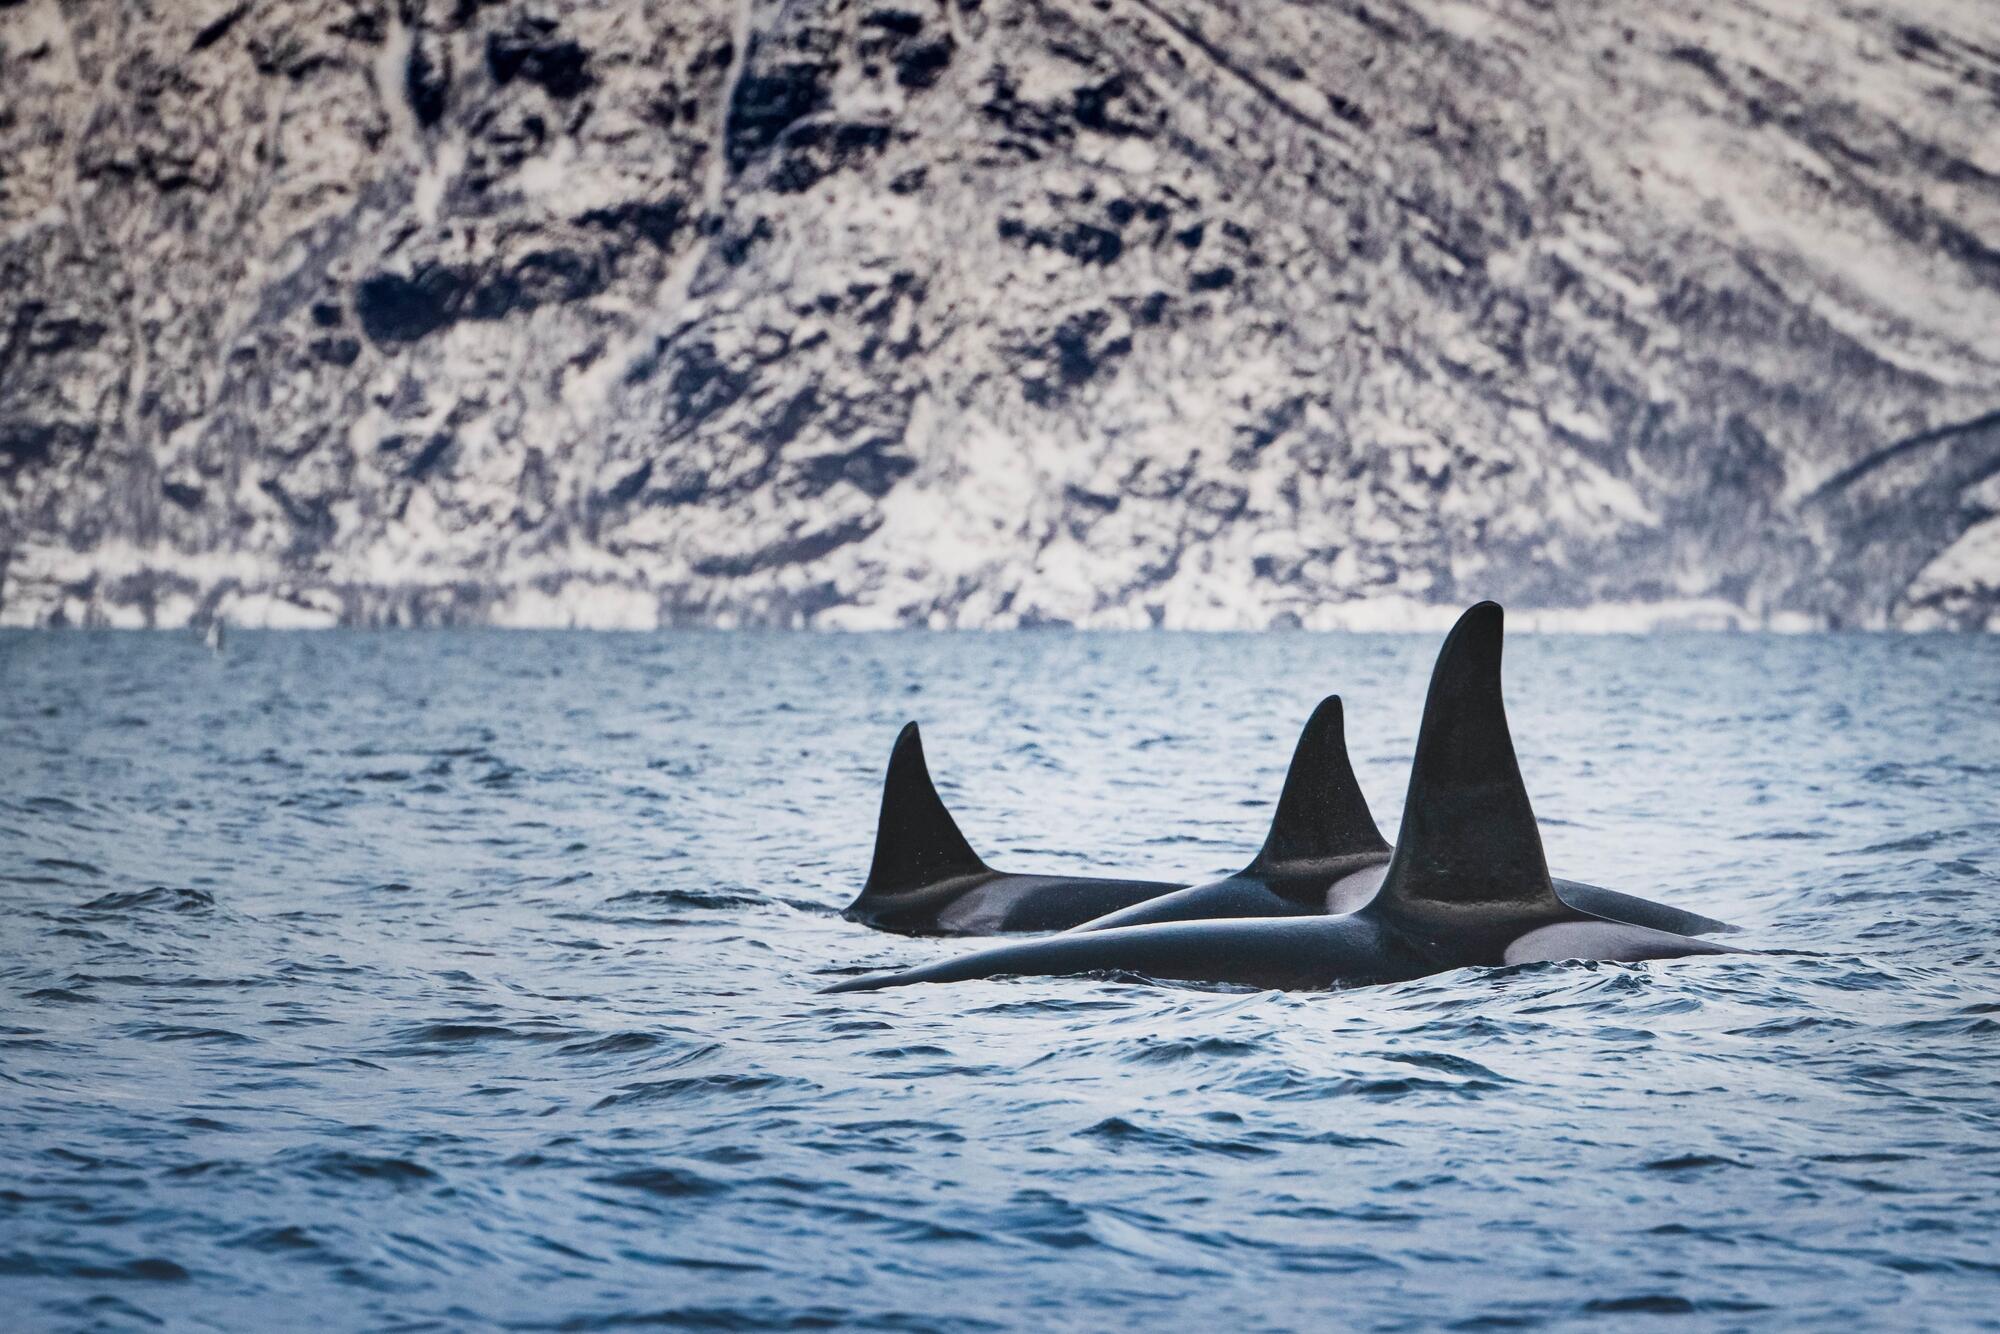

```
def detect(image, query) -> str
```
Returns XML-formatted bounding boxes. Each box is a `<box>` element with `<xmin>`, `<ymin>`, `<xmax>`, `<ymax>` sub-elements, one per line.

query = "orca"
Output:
<box><xmin>822</xmin><ymin>603</ymin><xmax>1744</xmax><ymax>994</ymax></box>
<box><xmin>842</xmin><ymin>699</ymin><xmax>1402</xmax><ymax>936</ymax></box>
<box><xmin>839</xmin><ymin>723</ymin><xmax>1187</xmax><ymax>935</ymax></box>
<box><xmin>1072</xmin><ymin>705</ymin><xmax>1735</xmax><ymax>938</ymax></box>
<box><xmin>1063</xmin><ymin>694</ymin><xmax>1397</xmax><ymax>927</ymax></box>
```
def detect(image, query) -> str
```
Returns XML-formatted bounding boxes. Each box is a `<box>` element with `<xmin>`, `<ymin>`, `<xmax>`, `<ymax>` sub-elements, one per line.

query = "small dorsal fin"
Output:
<box><xmin>1248</xmin><ymin>696</ymin><xmax>1390</xmax><ymax>870</ymax></box>
<box><xmin>1371</xmin><ymin>603</ymin><xmax>1567</xmax><ymax>934</ymax></box>
<box><xmin>861</xmin><ymin>723</ymin><xmax>989</xmax><ymax>895</ymax></box>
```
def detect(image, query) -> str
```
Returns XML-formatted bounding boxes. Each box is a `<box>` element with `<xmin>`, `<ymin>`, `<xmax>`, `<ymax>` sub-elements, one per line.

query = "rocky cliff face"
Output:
<box><xmin>2</xmin><ymin>0</ymin><xmax>1997</xmax><ymax>630</ymax></box>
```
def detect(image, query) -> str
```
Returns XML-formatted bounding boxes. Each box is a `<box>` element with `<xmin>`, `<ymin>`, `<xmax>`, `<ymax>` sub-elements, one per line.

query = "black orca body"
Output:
<box><xmin>1072</xmin><ymin>699</ymin><xmax>1734</xmax><ymax>937</ymax></box>
<box><xmin>1082</xmin><ymin>864</ymin><xmax>1735</xmax><ymax>938</ymax></box>
<box><xmin>1064</xmin><ymin>694</ymin><xmax>1398</xmax><ymax>927</ymax></box>
<box><xmin>823</xmin><ymin>604</ymin><xmax>1743</xmax><ymax>994</ymax></box>
<box><xmin>843</xmin><ymin>699</ymin><xmax>1393</xmax><ymax>936</ymax></box>
<box><xmin>839</xmin><ymin>724</ymin><xmax>1187</xmax><ymax>935</ymax></box>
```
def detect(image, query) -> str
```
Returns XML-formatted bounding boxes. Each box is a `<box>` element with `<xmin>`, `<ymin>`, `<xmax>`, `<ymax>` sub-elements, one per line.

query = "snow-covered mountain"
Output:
<box><xmin>3</xmin><ymin>0</ymin><xmax>1997</xmax><ymax>629</ymax></box>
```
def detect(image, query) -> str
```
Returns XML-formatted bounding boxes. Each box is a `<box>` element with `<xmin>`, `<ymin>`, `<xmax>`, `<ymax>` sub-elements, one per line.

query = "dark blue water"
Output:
<box><xmin>3</xmin><ymin>630</ymin><xmax>1997</xmax><ymax>1330</ymax></box>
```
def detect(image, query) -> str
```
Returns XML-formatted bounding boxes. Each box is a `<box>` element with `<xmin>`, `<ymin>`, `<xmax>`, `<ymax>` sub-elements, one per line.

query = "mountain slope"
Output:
<box><xmin>3</xmin><ymin>0</ymin><xmax>1997</xmax><ymax>628</ymax></box>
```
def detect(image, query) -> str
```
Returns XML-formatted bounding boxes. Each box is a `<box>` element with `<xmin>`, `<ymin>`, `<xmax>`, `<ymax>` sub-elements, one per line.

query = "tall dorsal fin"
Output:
<box><xmin>1248</xmin><ymin>696</ymin><xmax>1390</xmax><ymax>870</ymax></box>
<box><xmin>861</xmin><ymin>723</ymin><xmax>989</xmax><ymax>896</ymax></box>
<box><xmin>1372</xmin><ymin>603</ymin><xmax>1568</xmax><ymax>937</ymax></box>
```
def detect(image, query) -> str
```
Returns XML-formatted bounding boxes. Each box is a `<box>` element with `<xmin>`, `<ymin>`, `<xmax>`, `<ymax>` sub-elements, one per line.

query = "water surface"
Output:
<box><xmin>2</xmin><ymin>630</ymin><xmax>1997</xmax><ymax>1329</ymax></box>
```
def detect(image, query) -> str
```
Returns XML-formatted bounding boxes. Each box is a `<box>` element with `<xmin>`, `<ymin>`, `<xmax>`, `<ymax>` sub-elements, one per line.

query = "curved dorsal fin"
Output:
<box><xmin>1247</xmin><ymin>696</ymin><xmax>1390</xmax><ymax>871</ymax></box>
<box><xmin>861</xmin><ymin>723</ymin><xmax>989</xmax><ymax>895</ymax></box>
<box><xmin>1372</xmin><ymin>603</ymin><xmax>1566</xmax><ymax>934</ymax></box>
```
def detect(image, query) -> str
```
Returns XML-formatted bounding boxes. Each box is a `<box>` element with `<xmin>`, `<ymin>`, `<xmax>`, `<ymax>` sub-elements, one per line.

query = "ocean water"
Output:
<box><xmin>2</xmin><ymin>628</ymin><xmax>1997</xmax><ymax>1331</ymax></box>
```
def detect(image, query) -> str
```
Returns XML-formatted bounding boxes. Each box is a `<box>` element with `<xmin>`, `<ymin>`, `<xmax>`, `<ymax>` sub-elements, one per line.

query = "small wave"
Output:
<box><xmin>523</xmin><ymin>1303</ymin><xmax>995</xmax><ymax>1332</ymax></box>
<box><xmin>225</xmin><ymin>1225</ymin><xmax>332</xmax><ymax>1256</ymax></box>
<box><xmin>858</xmin><ymin>1042</ymin><xmax>952</xmax><ymax>1061</ymax></box>
<box><xmin>965</xmin><ymin>997</ymin><xmax>1134</xmax><ymax>1018</ymax></box>
<box><xmin>591</xmin><ymin>1073</ymin><xmax>804</xmax><ymax>1111</ymax></box>
<box><xmin>0</xmin><ymin>1253</ymin><xmax>189</xmax><ymax>1282</ymax></box>
<box><xmin>1080</xmin><ymin>1116</ymin><xmax>1275</xmax><ymax>1159</ymax></box>
<box><xmin>559</xmin><ymin>1031</ymin><xmax>666</xmax><ymax>1056</ymax></box>
<box><xmin>120</xmin><ymin>1024</ymin><xmax>253</xmax><ymax>1046</ymax></box>
<box><xmin>33</xmin><ymin>857</ymin><xmax>103</xmax><ymax>876</ymax></box>
<box><xmin>1397</xmin><ymin>1014</ymin><xmax>1528</xmax><ymax>1041</ymax></box>
<box><xmin>1121</xmin><ymin>1035</ymin><xmax>1264</xmax><ymax>1065</ymax></box>
<box><xmin>286</xmin><ymin>1151</ymin><xmax>437</xmax><ymax>1186</ymax></box>
<box><xmin>0</xmin><ymin>1036</ymin><xmax>73</xmax><ymax>1053</ymax></box>
<box><xmin>1861</xmin><ymin>762</ymin><xmax>1935</xmax><ymax>789</ymax></box>
<box><xmin>66</xmin><ymin>971</ymin><xmax>259</xmax><ymax>990</ymax></box>
<box><xmin>1882</xmin><ymin>1254</ymin><xmax>2000</xmax><ymax>1277</ymax></box>
<box><xmin>1642</xmin><ymin>1153</ymin><xmax>1748</xmax><ymax>1172</ymax></box>
<box><xmin>76</xmin><ymin>887</ymin><xmax>215</xmax><ymax>913</ymax></box>
<box><xmin>1891</xmin><ymin>1014</ymin><xmax>2000</xmax><ymax>1038</ymax></box>
<box><xmin>382</xmin><ymin>1022</ymin><xmax>583</xmax><ymax>1052</ymax></box>
<box><xmin>1380</xmin><ymin>1051</ymin><xmax>1514</xmax><ymax>1081</ymax></box>
<box><xmin>0</xmin><ymin>872</ymin><xmax>72</xmax><ymax>888</ymax></box>
<box><xmin>1725</xmin><ymin>1015</ymin><xmax>1859</xmax><ymax>1037</ymax></box>
<box><xmin>1584</xmin><ymin>1295</ymin><xmax>1773</xmax><ymax>1316</ymax></box>
<box><xmin>590</xmin><ymin>1166</ymin><xmax>728</xmax><ymax>1198</ymax></box>
<box><xmin>605</xmin><ymin>888</ymin><xmax>766</xmax><ymax>910</ymax></box>
<box><xmin>1224</xmin><ymin>1064</ymin><xmax>1506</xmax><ymax>1101</ymax></box>
<box><xmin>163</xmin><ymin>1160</ymin><xmax>251</xmax><ymax>1181</ymax></box>
<box><xmin>21</xmin><ymin>795</ymin><xmax>88</xmax><ymax>815</ymax></box>
<box><xmin>1858</xmin><ymin>830</ymin><xmax>1956</xmax><ymax>853</ymax></box>
<box><xmin>827</xmin><ymin>1119</ymin><xmax>963</xmax><ymax>1147</ymax></box>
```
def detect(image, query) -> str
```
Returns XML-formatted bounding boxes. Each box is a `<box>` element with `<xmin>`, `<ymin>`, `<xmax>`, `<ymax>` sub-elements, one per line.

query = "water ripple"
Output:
<box><xmin>0</xmin><ymin>628</ymin><xmax>1995</xmax><ymax>1328</ymax></box>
